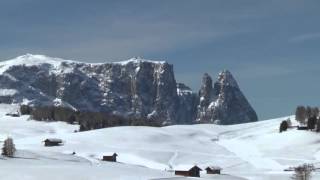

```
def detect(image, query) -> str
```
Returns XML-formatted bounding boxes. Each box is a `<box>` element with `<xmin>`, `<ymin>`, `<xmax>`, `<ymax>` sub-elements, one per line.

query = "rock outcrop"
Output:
<box><xmin>0</xmin><ymin>54</ymin><xmax>258</xmax><ymax>129</ymax></box>
<box><xmin>196</xmin><ymin>70</ymin><xmax>258</xmax><ymax>124</ymax></box>
<box><xmin>176</xmin><ymin>83</ymin><xmax>198</xmax><ymax>124</ymax></box>
<box><xmin>0</xmin><ymin>55</ymin><xmax>183</xmax><ymax>126</ymax></box>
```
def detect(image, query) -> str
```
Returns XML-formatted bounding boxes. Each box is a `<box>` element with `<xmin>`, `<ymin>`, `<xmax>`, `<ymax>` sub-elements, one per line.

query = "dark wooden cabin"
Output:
<box><xmin>297</xmin><ymin>126</ymin><xmax>308</xmax><ymax>130</ymax></box>
<box><xmin>205</xmin><ymin>166</ymin><xmax>222</xmax><ymax>174</ymax></box>
<box><xmin>5</xmin><ymin>112</ymin><xmax>20</xmax><ymax>117</ymax></box>
<box><xmin>102</xmin><ymin>153</ymin><xmax>118</xmax><ymax>162</ymax></box>
<box><xmin>44</xmin><ymin>138</ymin><xmax>63</xmax><ymax>146</ymax></box>
<box><xmin>175</xmin><ymin>165</ymin><xmax>202</xmax><ymax>177</ymax></box>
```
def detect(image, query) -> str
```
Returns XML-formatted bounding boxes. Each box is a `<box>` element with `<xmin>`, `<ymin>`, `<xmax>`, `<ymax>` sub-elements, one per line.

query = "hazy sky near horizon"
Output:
<box><xmin>1</xmin><ymin>0</ymin><xmax>320</xmax><ymax>120</ymax></box>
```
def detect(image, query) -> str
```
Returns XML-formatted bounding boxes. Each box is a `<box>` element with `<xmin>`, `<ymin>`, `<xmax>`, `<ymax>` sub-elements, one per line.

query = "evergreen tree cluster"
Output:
<box><xmin>295</xmin><ymin>106</ymin><xmax>320</xmax><ymax>132</ymax></box>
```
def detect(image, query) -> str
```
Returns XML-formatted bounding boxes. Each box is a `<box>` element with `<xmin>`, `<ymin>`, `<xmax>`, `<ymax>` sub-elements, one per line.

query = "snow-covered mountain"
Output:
<box><xmin>0</xmin><ymin>54</ymin><xmax>257</xmax><ymax>127</ymax></box>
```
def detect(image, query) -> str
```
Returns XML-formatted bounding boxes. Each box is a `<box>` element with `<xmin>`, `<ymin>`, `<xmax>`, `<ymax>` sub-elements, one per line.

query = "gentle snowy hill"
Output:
<box><xmin>0</xmin><ymin>104</ymin><xmax>319</xmax><ymax>179</ymax></box>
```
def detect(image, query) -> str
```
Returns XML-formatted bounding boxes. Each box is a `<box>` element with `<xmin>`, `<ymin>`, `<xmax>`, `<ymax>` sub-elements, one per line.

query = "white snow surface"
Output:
<box><xmin>114</xmin><ymin>57</ymin><xmax>166</xmax><ymax>65</ymax></box>
<box><xmin>0</xmin><ymin>54</ymin><xmax>165</xmax><ymax>70</ymax></box>
<box><xmin>176</xmin><ymin>88</ymin><xmax>193</xmax><ymax>96</ymax></box>
<box><xmin>0</xmin><ymin>89</ymin><xmax>17</xmax><ymax>96</ymax></box>
<box><xmin>0</xmin><ymin>54</ymin><xmax>167</xmax><ymax>77</ymax></box>
<box><xmin>0</xmin><ymin>104</ymin><xmax>319</xmax><ymax>180</ymax></box>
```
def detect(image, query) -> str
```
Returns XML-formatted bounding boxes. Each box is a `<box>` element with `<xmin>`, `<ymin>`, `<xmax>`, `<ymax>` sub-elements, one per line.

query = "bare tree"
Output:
<box><xmin>2</xmin><ymin>137</ymin><xmax>16</xmax><ymax>157</ymax></box>
<box><xmin>306</xmin><ymin>106</ymin><xmax>312</xmax><ymax>120</ymax></box>
<box><xmin>317</xmin><ymin>118</ymin><xmax>320</xmax><ymax>132</ymax></box>
<box><xmin>291</xmin><ymin>164</ymin><xmax>314</xmax><ymax>180</ymax></box>
<box><xmin>307</xmin><ymin>116</ymin><xmax>316</xmax><ymax>130</ymax></box>
<box><xmin>311</xmin><ymin>107</ymin><xmax>319</xmax><ymax>118</ymax></box>
<box><xmin>296</xmin><ymin>106</ymin><xmax>306</xmax><ymax>125</ymax></box>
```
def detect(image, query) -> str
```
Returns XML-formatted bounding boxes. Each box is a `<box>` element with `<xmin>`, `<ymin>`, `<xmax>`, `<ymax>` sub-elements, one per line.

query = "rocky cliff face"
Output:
<box><xmin>196</xmin><ymin>70</ymin><xmax>258</xmax><ymax>124</ymax></box>
<box><xmin>0</xmin><ymin>54</ymin><xmax>182</xmax><ymax>125</ymax></box>
<box><xmin>176</xmin><ymin>83</ymin><xmax>198</xmax><ymax>124</ymax></box>
<box><xmin>0</xmin><ymin>54</ymin><xmax>257</xmax><ymax>128</ymax></box>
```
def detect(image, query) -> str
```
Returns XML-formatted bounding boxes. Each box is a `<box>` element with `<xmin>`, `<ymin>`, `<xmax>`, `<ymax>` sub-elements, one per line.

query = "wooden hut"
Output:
<box><xmin>297</xmin><ymin>126</ymin><xmax>308</xmax><ymax>130</ymax></box>
<box><xmin>102</xmin><ymin>153</ymin><xmax>118</xmax><ymax>162</ymax></box>
<box><xmin>175</xmin><ymin>165</ymin><xmax>202</xmax><ymax>177</ymax></box>
<box><xmin>205</xmin><ymin>166</ymin><xmax>222</xmax><ymax>174</ymax></box>
<box><xmin>44</xmin><ymin>138</ymin><xmax>63</xmax><ymax>146</ymax></box>
<box><xmin>5</xmin><ymin>112</ymin><xmax>20</xmax><ymax>117</ymax></box>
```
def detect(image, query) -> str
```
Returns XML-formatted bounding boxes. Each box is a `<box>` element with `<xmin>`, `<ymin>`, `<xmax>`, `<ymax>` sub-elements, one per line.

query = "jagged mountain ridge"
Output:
<box><xmin>196</xmin><ymin>70</ymin><xmax>258</xmax><ymax>124</ymax></box>
<box><xmin>0</xmin><ymin>54</ymin><xmax>257</xmax><ymax>126</ymax></box>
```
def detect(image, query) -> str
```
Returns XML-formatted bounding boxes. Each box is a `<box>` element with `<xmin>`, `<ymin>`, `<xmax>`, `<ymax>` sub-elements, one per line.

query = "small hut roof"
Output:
<box><xmin>206</xmin><ymin>166</ymin><xmax>222</xmax><ymax>170</ymax></box>
<box><xmin>44</xmin><ymin>138</ymin><xmax>63</xmax><ymax>143</ymax></box>
<box><xmin>189</xmin><ymin>165</ymin><xmax>202</xmax><ymax>171</ymax></box>
<box><xmin>103</xmin><ymin>152</ymin><xmax>118</xmax><ymax>157</ymax></box>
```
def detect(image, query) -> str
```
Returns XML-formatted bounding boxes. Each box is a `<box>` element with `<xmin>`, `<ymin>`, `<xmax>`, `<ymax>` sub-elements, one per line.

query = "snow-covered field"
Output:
<box><xmin>0</xmin><ymin>104</ymin><xmax>319</xmax><ymax>180</ymax></box>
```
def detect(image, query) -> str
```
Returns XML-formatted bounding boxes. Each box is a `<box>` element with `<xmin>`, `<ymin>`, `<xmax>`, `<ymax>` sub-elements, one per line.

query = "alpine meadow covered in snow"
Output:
<box><xmin>0</xmin><ymin>55</ymin><xmax>319</xmax><ymax>180</ymax></box>
<box><xmin>1</xmin><ymin>104</ymin><xmax>320</xmax><ymax>180</ymax></box>
<box><xmin>1</xmin><ymin>0</ymin><xmax>320</xmax><ymax>180</ymax></box>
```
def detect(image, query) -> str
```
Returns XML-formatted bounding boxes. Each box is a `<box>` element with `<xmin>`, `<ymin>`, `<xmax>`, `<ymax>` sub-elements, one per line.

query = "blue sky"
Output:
<box><xmin>1</xmin><ymin>0</ymin><xmax>320</xmax><ymax>119</ymax></box>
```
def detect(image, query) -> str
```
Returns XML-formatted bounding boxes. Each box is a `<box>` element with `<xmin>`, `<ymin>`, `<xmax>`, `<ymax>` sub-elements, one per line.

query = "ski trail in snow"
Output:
<box><xmin>168</xmin><ymin>151</ymin><xmax>178</xmax><ymax>170</ymax></box>
<box><xmin>76</xmin><ymin>154</ymin><xmax>101</xmax><ymax>165</ymax></box>
<box><xmin>218</xmin><ymin>139</ymin><xmax>284</xmax><ymax>170</ymax></box>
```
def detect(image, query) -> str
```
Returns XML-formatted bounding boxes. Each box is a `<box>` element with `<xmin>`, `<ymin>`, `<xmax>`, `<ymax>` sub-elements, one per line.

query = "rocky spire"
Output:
<box><xmin>199</xmin><ymin>73</ymin><xmax>214</xmax><ymax>107</ymax></box>
<box><xmin>196</xmin><ymin>70</ymin><xmax>258</xmax><ymax>124</ymax></box>
<box><xmin>217</xmin><ymin>70</ymin><xmax>239</xmax><ymax>89</ymax></box>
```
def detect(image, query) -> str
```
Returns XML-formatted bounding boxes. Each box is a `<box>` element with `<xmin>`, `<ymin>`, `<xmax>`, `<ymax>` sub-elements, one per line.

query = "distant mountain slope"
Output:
<box><xmin>0</xmin><ymin>54</ymin><xmax>257</xmax><ymax>127</ymax></box>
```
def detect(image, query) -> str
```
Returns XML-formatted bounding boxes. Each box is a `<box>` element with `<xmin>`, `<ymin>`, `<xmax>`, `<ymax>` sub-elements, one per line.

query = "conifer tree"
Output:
<box><xmin>2</xmin><ymin>137</ymin><xmax>16</xmax><ymax>157</ymax></box>
<box><xmin>279</xmin><ymin>120</ymin><xmax>288</xmax><ymax>133</ymax></box>
<box><xmin>306</xmin><ymin>106</ymin><xmax>312</xmax><ymax>120</ymax></box>
<box><xmin>311</xmin><ymin>107</ymin><xmax>319</xmax><ymax>118</ymax></box>
<box><xmin>295</xmin><ymin>106</ymin><xmax>306</xmax><ymax>125</ymax></box>
<box><xmin>307</xmin><ymin>116</ymin><xmax>316</xmax><ymax>130</ymax></box>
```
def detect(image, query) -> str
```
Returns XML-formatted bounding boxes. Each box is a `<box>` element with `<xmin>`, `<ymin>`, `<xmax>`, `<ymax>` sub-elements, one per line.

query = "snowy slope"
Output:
<box><xmin>0</xmin><ymin>104</ymin><xmax>319</xmax><ymax>180</ymax></box>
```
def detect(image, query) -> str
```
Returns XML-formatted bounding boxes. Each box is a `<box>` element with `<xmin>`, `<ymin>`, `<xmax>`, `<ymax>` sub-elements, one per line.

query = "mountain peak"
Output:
<box><xmin>4</xmin><ymin>54</ymin><xmax>77</xmax><ymax>66</ymax></box>
<box><xmin>196</xmin><ymin>69</ymin><xmax>257</xmax><ymax>124</ymax></box>
<box><xmin>17</xmin><ymin>53</ymin><xmax>49</xmax><ymax>59</ymax></box>
<box><xmin>114</xmin><ymin>57</ymin><xmax>167</xmax><ymax>65</ymax></box>
<box><xmin>217</xmin><ymin>70</ymin><xmax>239</xmax><ymax>88</ymax></box>
<box><xmin>201</xmin><ymin>73</ymin><xmax>213</xmax><ymax>88</ymax></box>
<box><xmin>2</xmin><ymin>54</ymin><xmax>168</xmax><ymax>68</ymax></box>
<box><xmin>14</xmin><ymin>54</ymin><xmax>67</xmax><ymax>62</ymax></box>
<box><xmin>0</xmin><ymin>54</ymin><xmax>69</xmax><ymax>74</ymax></box>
